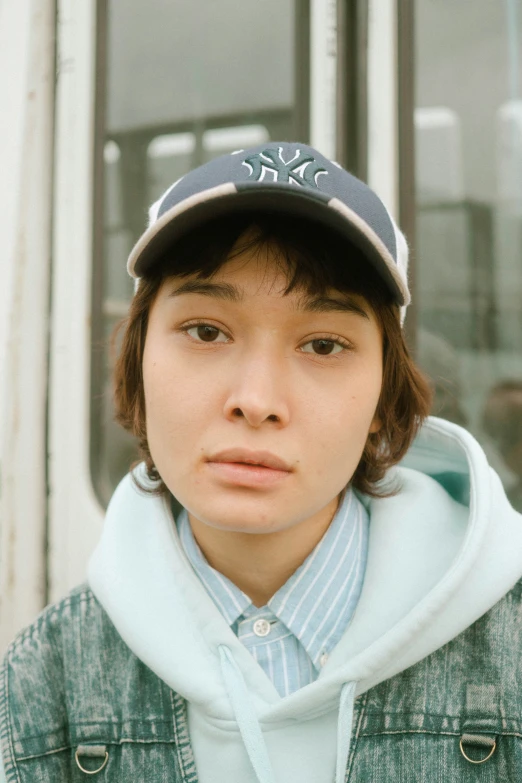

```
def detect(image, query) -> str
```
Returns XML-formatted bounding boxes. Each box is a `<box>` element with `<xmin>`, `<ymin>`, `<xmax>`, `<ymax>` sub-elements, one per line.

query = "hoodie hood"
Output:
<box><xmin>88</xmin><ymin>416</ymin><xmax>522</xmax><ymax>781</ymax></box>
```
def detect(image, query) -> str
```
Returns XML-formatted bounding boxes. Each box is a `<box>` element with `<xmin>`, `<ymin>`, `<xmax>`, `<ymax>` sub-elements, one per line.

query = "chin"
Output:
<box><xmin>185</xmin><ymin>498</ymin><xmax>299</xmax><ymax>535</ymax></box>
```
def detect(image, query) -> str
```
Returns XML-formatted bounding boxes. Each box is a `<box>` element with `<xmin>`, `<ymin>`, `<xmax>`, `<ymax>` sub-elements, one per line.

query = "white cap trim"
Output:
<box><xmin>127</xmin><ymin>183</ymin><xmax>238</xmax><ymax>278</ymax></box>
<box><xmin>328</xmin><ymin>197</ymin><xmax>411</xmax><ymax>308</ymax></box>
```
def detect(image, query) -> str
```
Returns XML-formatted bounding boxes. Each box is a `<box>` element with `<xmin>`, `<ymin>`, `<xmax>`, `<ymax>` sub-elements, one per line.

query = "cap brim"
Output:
<box><xmin>128</xmin><ymin>184</ymin><xmax>408</xmax><ymax>306</ymax></box>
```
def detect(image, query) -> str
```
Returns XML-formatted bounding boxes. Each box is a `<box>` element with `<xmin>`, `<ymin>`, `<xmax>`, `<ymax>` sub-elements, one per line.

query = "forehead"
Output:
<box><xmin>193</xmin><ymin>238</ymin><xmax>304</xmax><ymax>292</ymax></box>
<box><xmin>157</xmin><ymin>220</ymin><xmax>386</xmax><ymax>305</ymax></box>
<box><xmin>162</xmin><ymin>245</ymin><xmax>375</xmax><ymax>322</ymax></box>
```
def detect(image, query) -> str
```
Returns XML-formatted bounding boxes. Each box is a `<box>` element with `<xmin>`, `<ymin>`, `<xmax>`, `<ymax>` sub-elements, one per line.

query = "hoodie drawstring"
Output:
<box><xmin>219</xmin><ymin>645</ymin><xmax>357</xmax><ymax>783</ymax></box>
<box><xmin>220</xmin><ymin>646</ymin><xmax>277</xmax><ymax>783</ymax></box>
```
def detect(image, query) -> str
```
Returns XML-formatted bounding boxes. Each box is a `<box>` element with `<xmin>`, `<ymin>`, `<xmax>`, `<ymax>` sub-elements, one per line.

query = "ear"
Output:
<box><xmin>369</xmin><ymin>414</ymin><xmax>382</xmax><ymax>434</ymax></box>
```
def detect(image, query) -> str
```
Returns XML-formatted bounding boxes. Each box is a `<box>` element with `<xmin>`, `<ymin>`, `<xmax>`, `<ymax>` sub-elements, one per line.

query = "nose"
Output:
<box><xmin>223</xmin><ymin>351</ymin><xmax>290</xmax><ymax>428</ymax></box>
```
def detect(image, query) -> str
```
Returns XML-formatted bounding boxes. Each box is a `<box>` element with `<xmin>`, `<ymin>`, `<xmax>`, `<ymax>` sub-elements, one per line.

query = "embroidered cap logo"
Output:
<box><xmin>242</xmin><ymin>147</ymin><xmax>328</xmax><ymax>188</ymax></box>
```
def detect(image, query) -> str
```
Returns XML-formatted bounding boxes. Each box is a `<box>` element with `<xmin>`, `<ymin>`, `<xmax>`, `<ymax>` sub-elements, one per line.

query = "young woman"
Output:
<box><xmin>1</xmin><ymin>143</ymin><xmax>521</xmax><ymax>782</ymax></box>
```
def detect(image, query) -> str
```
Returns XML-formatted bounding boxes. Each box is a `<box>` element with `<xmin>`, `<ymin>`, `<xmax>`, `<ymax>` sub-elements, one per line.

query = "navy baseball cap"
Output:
<box><xmin>127</xmin><ymin>141</ymin><xmax>410</xmax><ymax>307</ymax></box>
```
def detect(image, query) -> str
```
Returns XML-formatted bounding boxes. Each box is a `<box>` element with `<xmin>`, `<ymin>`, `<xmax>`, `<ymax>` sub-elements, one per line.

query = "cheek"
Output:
<box><xmin>307</xmin><ymin>363</ymin><xmax>383</xmax><ymax>465</ymax></box>
<box><xmin>142</xmin><ymin>338</ymin><xmax>194</xmax><ymax>458</ymax></box>
<box><xmin>144</xmin><ymin>357</ymin><xmax>197</xmax><ymax>434</ymax></box>
<box><xmin>143</xmin><ymin>341</ymin><xmax>173</xmax><ymax>424</ymax></box>
<box><xmin>142</xmin><ymin>335</ymin><xmax>225</xmax><ymax>478</ymax></box>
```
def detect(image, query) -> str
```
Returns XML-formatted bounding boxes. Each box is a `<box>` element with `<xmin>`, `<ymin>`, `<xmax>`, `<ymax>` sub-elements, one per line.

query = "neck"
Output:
<box><xmin>188</xmin><ymin>497</ymin><xmax>339</xmax><ymax>606</ymax></box>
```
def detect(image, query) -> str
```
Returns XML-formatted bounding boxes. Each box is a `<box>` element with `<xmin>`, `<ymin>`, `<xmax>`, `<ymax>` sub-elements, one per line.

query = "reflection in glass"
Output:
<box><xmin>482</xmin><ymin>381</ymin><xmax>522</xmax><ymax>509</ymax></box>
<box><xmin>415</xmin><ymin>0</ymin><xmax>522</xmax><ymax>510</ymax></box>
<box><xmin>92</xmin><ymin>0</ymin><xmax>305</xmax><ymax>504</ymax></box>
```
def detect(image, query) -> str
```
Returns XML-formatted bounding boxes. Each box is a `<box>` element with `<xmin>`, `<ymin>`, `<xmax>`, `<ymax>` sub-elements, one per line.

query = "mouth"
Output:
<box><xmin>207</xmin><ymin>449</ymin><xmax>292</xmax><ymax>471</ymax></box>
<box><xmin>205</xmin><ymin>449</ymin><xmax>292</xmax><ymax>488</ymax></box>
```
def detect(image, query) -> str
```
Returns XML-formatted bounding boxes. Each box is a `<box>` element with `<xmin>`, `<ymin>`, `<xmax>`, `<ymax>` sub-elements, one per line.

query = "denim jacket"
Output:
<box><xmin>1</xmin><ymin>581</ymin><xmax>521</xmax><ymax>782</ymax></box>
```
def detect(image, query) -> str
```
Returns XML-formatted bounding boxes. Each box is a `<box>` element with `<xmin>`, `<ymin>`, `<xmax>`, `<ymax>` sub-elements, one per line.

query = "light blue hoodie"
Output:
<box><xmin>83</xmin><ymin>417</ymin><xmax>522</xmax><ymax>782</ymax></box>
<box><xmin>2</xmin><ymin>417</ymin><xmax>520</xmax><ymax>783</ymax></box>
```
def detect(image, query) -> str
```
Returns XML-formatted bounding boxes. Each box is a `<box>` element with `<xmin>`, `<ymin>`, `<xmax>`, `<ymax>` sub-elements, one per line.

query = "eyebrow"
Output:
<box><xmin>167</xmin><ymin>280</ymin><xmax>370</xmax><ymax>319</ymax></box>
<box><xmin>168</xmin><ymin>280</ymin><xmax>242</xmax><ymax>301</ymax></box>
<box><xmin>296</xmin><ymin>294</ymin><xmax>370</xmax><ymax>319</ymax></box>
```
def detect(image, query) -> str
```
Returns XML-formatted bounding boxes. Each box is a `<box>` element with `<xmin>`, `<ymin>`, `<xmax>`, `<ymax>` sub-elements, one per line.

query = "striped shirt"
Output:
<box><xmin>176</xmin><ymin>489</ymin><xmax>369</xmax><ymax>697</ymax></box>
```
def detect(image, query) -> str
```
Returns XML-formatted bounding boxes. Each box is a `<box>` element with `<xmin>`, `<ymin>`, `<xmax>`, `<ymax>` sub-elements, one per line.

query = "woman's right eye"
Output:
<box><xmin>185</xmin><ymin>324</ymin><xmax>228</xmax><ymax>343</ymax></box>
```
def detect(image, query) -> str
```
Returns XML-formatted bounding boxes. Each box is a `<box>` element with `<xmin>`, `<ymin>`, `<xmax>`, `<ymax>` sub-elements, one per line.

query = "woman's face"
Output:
<box><xmin>142</xmin><ymin>239</ymin><xmax>383</xmax><ymax>535</ymax></box>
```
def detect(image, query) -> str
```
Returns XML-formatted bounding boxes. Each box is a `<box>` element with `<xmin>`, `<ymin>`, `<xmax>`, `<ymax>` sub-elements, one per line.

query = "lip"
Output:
<box><xmin>207</xmin><ymin>448</ymin><xmax>292</xmax><ymax>471</ymax></box>
<box><xmin>205</xmin><ymin>449</ymin><xmax>292</xmax><ymax>489</ymax></box>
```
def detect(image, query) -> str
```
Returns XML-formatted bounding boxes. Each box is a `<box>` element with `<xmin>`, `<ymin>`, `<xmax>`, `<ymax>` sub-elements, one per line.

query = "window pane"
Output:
<box><xmin>92</xmin><ymin>0</ymin><xmax>307</xmax><ymax>505</ymax></box>
<box><xmin>415</xmin><ymin>1</ymin><xmax>522</xmax><ymax>511</ymax></box>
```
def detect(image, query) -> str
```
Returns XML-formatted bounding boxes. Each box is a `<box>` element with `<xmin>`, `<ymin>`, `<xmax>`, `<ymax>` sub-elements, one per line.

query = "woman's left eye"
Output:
<box><xmin>301</xmin><ymin>339</ymin><xmax>345</xmax><ymax>356</ymax></box>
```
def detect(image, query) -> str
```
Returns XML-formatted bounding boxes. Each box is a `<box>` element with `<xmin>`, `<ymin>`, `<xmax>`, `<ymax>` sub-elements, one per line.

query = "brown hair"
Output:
<box><xmin>113</xmin><ymin>213</ymin><xmax>432</xmax><ymax>497</ymax></box>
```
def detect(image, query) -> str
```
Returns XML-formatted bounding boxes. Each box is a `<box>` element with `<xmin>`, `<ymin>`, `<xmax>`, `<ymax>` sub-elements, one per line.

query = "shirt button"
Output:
<box><xmin>253</xmin><ymin>618</ymin><xmax>271</xmax><ymax>637</ymax></box>
<box><xmin>320</xmin><ymin>652</ymin><xmax>329</xmax><ymax>667</ymax></box>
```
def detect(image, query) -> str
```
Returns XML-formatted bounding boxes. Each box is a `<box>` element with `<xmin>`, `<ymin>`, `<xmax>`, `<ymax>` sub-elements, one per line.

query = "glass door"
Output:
<box><xmin>413</xmin><ymin>0</ymin><xmax>522</xmax><ymax>511</ymax></box>
<box><xmin>91</xmin><ymin>0</ymin><xmax>311</xmax><ymax>504</ymax></box>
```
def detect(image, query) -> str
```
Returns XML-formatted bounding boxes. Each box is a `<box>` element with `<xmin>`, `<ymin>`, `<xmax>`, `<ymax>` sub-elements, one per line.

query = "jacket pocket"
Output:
<box><xmin>347</xmin><ymin>731</ymin><xmax>522</xmax><ymax>782</ymax></box>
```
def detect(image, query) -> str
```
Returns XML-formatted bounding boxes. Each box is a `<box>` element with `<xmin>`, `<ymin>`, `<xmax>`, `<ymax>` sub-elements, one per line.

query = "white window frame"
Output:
<box><xmin>367</xmin><ymin>0</ymin><xmax>399</xmax><ymax>218</ymax></box>
<box><xmin>48</xmin><ymin>0</ymin><xmax>104</xmax><ymax>603</ymax></box>
<box><xmin>0</xmin><ymin>0</ymin><xmax>55</xmax><ymax>648</ymax></box>
<box><xmin>310</xmin><ymin>0</ymin><xmax>339</xmax><ymax>157</ymax></box>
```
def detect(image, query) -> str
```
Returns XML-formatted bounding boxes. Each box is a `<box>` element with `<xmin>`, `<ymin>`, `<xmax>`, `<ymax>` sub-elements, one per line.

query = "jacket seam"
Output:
<box><xmin>0</xmin><ymin>656</ymin><xmax>21</xmax><ymax>783</ymax></box>
<box><xmin>363</xmin><ymin>710</ymin><xmax>515</xmax><ymax>719</ymax></box>
<box><xmin>359</xmin><ymin>728</ymin><xmax>522</xmax><ymax>738</ymax></box>
<box><xmin>16</xmin><ymin>746</ymin><xmax>69</xmax><ymax>762</ymax></box>
<box><xmin>13</xmin><ymin>719</ymin><xmax>177</xmax><ymax>742</ymax></box>
<box><xmin>14</xmin><ymin>730</ymin><xmax>178</xmax><ymax>744</ymax></box>
<box><xmin>171</xmin><ymin>692</ymin><xmax>198</xmax><ymax>783</ymax></box>
<box><xmin>15</xmin><ymin>737</ymin><xmax>180</xmax><ymax>763</ymax></box>
<box><xmin>345</xmin><ymin>692</ymin><xmax>368</xmax><ymax>782</ymax></box>
<box><xmin>7</xmin><ymin>589</ymin><xmax>94</xmax><ymax>656</ymax></box>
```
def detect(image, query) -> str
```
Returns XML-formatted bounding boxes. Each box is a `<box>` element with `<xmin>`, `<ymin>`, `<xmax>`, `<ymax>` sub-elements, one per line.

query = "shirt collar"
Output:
<box><xmin>269</xmin><ymin>490</ymin><xmax>367</xmax><ymax>667</ymax></box>
<box><xmin>176</xmin><ymin>489</ymin><xmax>368</xmax><ymax>668</ymax></box>
<box><xmin>177</xmin><ymin>512</ymin><xmax>251</xmax><ymax>625</ymax></box>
